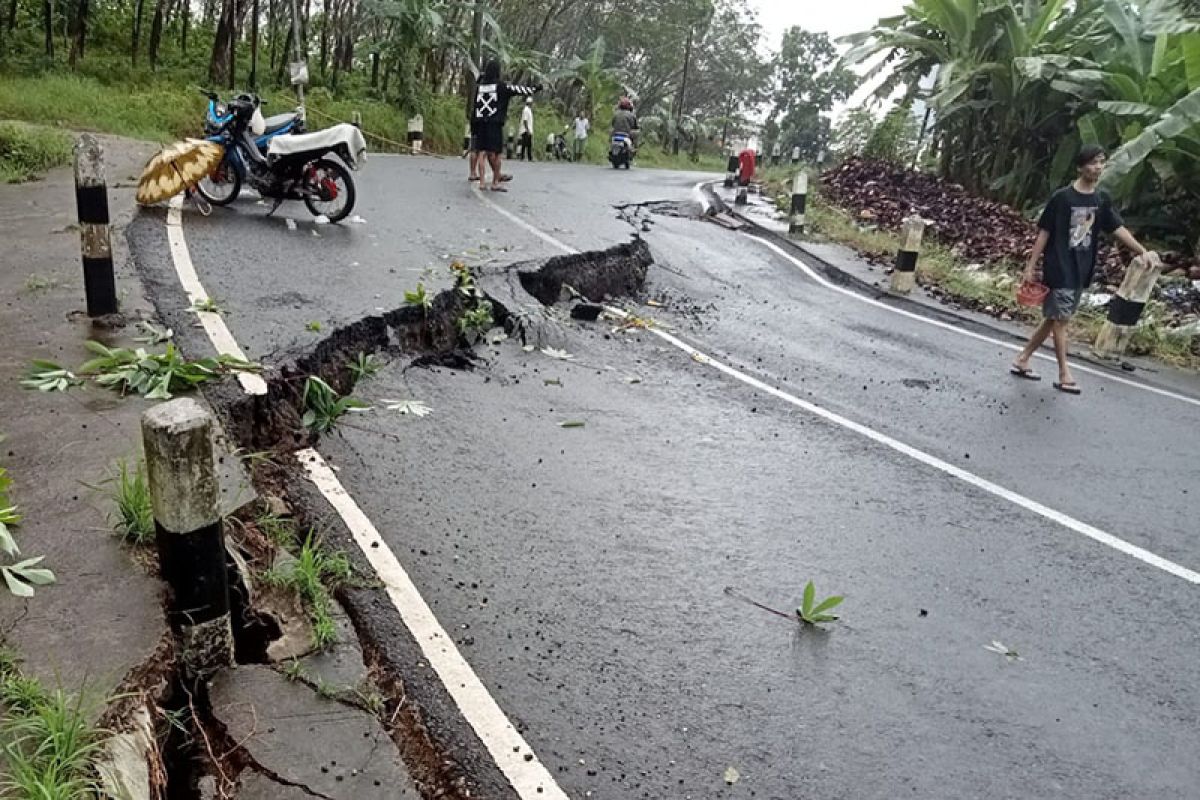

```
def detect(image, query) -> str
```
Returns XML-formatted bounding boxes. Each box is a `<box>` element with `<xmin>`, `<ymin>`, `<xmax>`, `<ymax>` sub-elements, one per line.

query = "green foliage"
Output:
<box><xmin>301</xmin><ymin>376</ymin><xmax>369</xmax><ymax>433</ymax></box>
<box><xmin>99</xmin><ymin>459</ymin><xmax>156</xmax><ymax>546</ymax></box>
<box><xmin>796</xmin><ymin>580</ymin><xmax>843</xmax><ymax>625</ymax></box>
<box><xmin>0</xmin><ymin>121</ymin><xmax>71</xmax><ymax>183</ymax></box>
<box><xmin>78</xmin><ymin>340</ymin><xmax>260</xmax><ymax>400</ymax></box>
<box><xmin>457</xmin><ymin>300</ymin><xmax>495</xmax><ymax>341</ymax></box>
<box><xmin>0</xmin><ymin>467</ymin><xmax>21</xmax><ymax>557</ymax></box>
<box><xmin>21</xmin><ymin>360</ymin><xmax>83</xmax><ymax>393</ymax></box>
<box><xmin>306</xmin><ymin>320</ymin><xmax>322</xmax><ymax>332</ymax></box>
<box><xmin>190</xmin><ymin>297</ymin><xmax>223</xmax><ymax>314</ymax></box>
<box><xmin>257</xmin><ymin>511</ymin><xmax>297</xmax><ymax>548</ymax></box>
<box><xmin>770</xmin><ymin>28</ymin><xmax>856</xmax><ymax>160</ymax></box>
<box><xmin>0</xmin><ymin>664</ymin><xmax>103</xmax><ymax>799</ymax></box>
<box><xmin>863</xmin><ymin>103</ymin><xmax>922</xmax><ymax>165</ymax></box>
<box><xmin>0</xmin><ymin>467</ymin><xmax>56</xmax><ymax>597</ymax></box>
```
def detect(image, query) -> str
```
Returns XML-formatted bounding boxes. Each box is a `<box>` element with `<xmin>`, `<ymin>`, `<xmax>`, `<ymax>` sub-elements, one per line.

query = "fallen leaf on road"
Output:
<box><xmin>381</xmin><ymin>399</ymin><xmax>433</xmax><ymax>417</ymax></box>
<box><xmin>544</xmin><ymin>378</ymin><xmax>562</xmax><ymax>386</ymax></box>
<box><xmin>983</xmin><ymin>640</ymin><xmax>1022</xmax><ymax>660</ymax></box>
<box><xmin>625</xmin><ymin>376</ymin><xmax>642</xmax><ymax>384</ymax></box>
<box><xmin>559</xmin><ymin>420</ymin><xmax>585</xmax><ymax>428</ymax></box>
<box><xmin>691</xmin><ymin>352</ymin><xmax>710</xmax><ymax>364</ymax></box>
<box><xmin>541</xmin><ymin>347</ymin><xmax>574</xmax><ymax>360</ymax></box>
<box><xmin>724</xmin><ymin>766</ymin><xmax>740</xmax><ymax>785</ymax></box>
<box><xmin>285</xmin><ymin>218</ymin><xmax>297</xmax><ymax>231</ymax></box>
<box><xmin>646</xmin><ymin>299</ymin><xmax>664</xmax><ymax>307</ymax></box>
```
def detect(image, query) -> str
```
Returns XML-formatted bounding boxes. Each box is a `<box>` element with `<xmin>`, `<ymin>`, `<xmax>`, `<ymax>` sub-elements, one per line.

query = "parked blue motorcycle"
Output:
<box><xmin>196</xmin><ymin>90</ymin><xmax>365</xmax><ymax>223</ymax></box>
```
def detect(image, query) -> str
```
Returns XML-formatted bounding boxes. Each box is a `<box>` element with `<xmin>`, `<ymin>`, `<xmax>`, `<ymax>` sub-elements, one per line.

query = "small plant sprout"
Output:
<box><xmin>348</xmin><ymin>352</ymin><xmax>382</xmax><ymax>381</ymax></box>
<box><xmin>306</xmin><ymin>320</ymin><xmax>323</xmax><ymax>332</ymax></box>
<box><xmin>301</xmin><ymin>376</ymin><xmax>370</xmax><ymax>433</ymax></box>
<box><xmin>265</xmin><ymin>532</ymin><xmax>353</xmax><ymax>651</ymax></box>
<box><xmin>282</xmin><ymin>659</ymin><xmax>307</xmax><ymax>682</ymax></box>
<box><xmin>20</xmin><ymin>360</ymin><xmax>82</xmax><ymax>392</ymax></box>
<box><xmin>133</xmin><ymin>321</ymin><xmax>173</xmax><ymax>344</ymax></box>
<box><xmin>456</xmin><ymin>300</ymin><xmax>495</xmax><ymax>342</ymax></box>
<box><xmin>190</xmin><ymin>296</ymin><xmax>223</xmax><ymax>314</ymax></box>
<box><xmin>380</xmin><ymin>399</ymin><xmax>432</xmax><ymax>417</ymax></box>
<box><xmin>796</xmin><ymin>581</ymin><xmax>843</xmax><ymax>626</ymax></box>
<box><xmin>404</xmin><ymin>283</ymin><xmax>432</xmax><ymax>315</ymax></box>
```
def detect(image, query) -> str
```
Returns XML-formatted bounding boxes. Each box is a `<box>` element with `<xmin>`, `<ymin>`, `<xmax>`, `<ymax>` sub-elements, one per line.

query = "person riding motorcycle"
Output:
<box><xmin>611</xmin><ymin>97</ymin><xmax>639</xmax><ymax>154</ymax></box>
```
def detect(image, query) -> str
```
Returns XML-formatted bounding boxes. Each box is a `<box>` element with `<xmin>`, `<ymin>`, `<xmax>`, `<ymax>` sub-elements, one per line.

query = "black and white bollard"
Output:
<box><xmin>788</xmin><ymin>172</ymin><xmax>808</xmax><ymax>236</ymax></box>
<box><xmin>463</xmin><ymin>124</ymin><xmax>471</xmax><ymax>156</ymax></box>
<box><xmin>407</xmin><ymin>114</ymin><xmax>423</xmax><ymax>155</ymax></box>
<box><xmin>1092</xmin><ymin>252</ymin><xmax>1162</xmax><ymax>359</ymax></box>
<box><xmin>74</xmin><ymin>134</ymin><xmax>118</xmax><ymax>317</ymax></box>
<box><xmin>506</xmin><ymin>133</ymin><xmax>515</xmax><ymax>160</ymax></box>
<box><xmin>790</xmin><ymin>146</ymin><xmax>801</xmax><ymax>166</ymax></box>
<box><xmin>351</xmin><ymin>110</ymin><xmax>362</xmax><ymax>129</ymax></box>
<box><xmin>735</xmin><ymin>186</ymin><xmax>748</xmax><ymax>205</ymax></box>
<box><xmin>890</xmin><ymin>214</ymin><xmax>927</xmax><ymax>295</ymax></box>
<box><xmin>143</xmin><ymin>398</ymin><xmax>233</xmax><ymax>679</ymax></box>
<box><xmin>724</xmin><ymin>154</ymin><xmax>738</xmax><ymax>188</ymax></box>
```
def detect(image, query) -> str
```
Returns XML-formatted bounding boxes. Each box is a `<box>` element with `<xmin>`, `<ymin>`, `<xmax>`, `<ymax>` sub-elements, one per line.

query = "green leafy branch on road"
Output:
<box><xmin>21</xmin><ymin>342</ymin><xmax>262</xmax><ymax>400</ymax></box>
<box><xmin>348</xmin><ymin>352</ymin><xmax>382</xmax><ymax>381</ymax></box>
<box><xmin>451</xmin><ymin>261</ymin><xmax>495</xmax><ymax>344</ymax></box>
<box><xmin>0</xmin><ymin>466</ymin><xmax>56</xmax><ymax>598</ymax></box>
<box><xmin>404</xmin><ymin>283</ymin><xmax>432</xmax><ymax>316</ymax></box>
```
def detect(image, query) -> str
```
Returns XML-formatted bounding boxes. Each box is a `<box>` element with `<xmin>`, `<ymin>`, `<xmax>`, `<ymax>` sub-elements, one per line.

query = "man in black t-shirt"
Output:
<box><xmin>1009</xmin><ymin>145</ymin><xmax>1151</xmax><ymax>394</ymax></box>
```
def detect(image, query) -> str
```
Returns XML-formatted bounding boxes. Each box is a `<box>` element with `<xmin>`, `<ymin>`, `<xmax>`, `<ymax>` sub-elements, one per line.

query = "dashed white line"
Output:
<box><xmin>477</xmin><ymin>192</ymin><xmax>1200</xmax><ymax>585</ymax></box>
<box><xmin>165</xmin><ymin>196</ymin><xmax>268</xmax><ymax>395</ymax></box>
<box><xmin>297</xmin><ymin>449</ymin><xmax>570</xmax><ymax>799</ymax></box>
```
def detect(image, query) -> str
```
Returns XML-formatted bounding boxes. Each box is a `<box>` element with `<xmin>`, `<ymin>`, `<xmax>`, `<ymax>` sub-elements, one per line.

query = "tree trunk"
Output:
<box><xmin>208</xmin><ymin>0</ymin><xmax>231</xmax><ymax>84</ymax></box>
<box><xmin>148</xmin><ymin>0</ymin><xmax>165</xmax><ymax>68</ymax></box>
<box><xmin>7</xmin><ymin>0</ymin><xmax>17</xmax><ymax>34</ymax></box>
<box><xmin>43</xmin><ymin>0</ymin><xmax>54</xmax><ymax>57</ymax></box>
<box><xmin>131</xmin><ymin>0</ymin><xmax>144</xmax><ymax>62</ymax></box>
<box><xmin>227</xmin><ymin>0</ymin><xmax>237</xmax><ymax>89</ymax></box>
<box><xmin>267</xmin><ymin>0</ymin><xmax>276</xmax><ymax>71</ymax></box>
<box><xmin>249</xmin><ymin>0</ymin><xmax>258</xmax><ymax>87</ymax></box>
<box><xmin>276</xmin><ymin>19</ymin><xmax>291</xmax><ymax>84</ymax></box>
<box><xmin>68</xmin><ymin>0</ymin><xmax>88</xmax><ymax>65</ymax></box>
<box><xmin>318</xmin><ymin>0</ymin><xmax>328</xmax><ymax>79</ymax></box>
<box><xmin>181</xmin><ymin>0</ymin><xmax>189</xmax><ymax>52</ymax></box>
<box><xmin>672</xmin><ymin>26</ymin><xmax>693</xmax><ymax>156</ymax></box>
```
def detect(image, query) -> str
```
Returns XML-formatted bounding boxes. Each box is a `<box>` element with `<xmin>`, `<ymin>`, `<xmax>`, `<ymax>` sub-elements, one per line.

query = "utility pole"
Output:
<box><xmin>673</xmin><ymin>24</ymin><xmax>693</xmax><ymax>156</ymax></box>
<box><xmin>465</xmin><ymin>1</ymin><xmax>483</xmax><ymax>121</ymax></box>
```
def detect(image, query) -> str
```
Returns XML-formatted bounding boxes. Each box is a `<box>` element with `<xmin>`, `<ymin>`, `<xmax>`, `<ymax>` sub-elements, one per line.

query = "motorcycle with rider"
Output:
<box><xmin>608</xmin><ymin>97</ymin><xmax>638</xmax><ymax>169</ymax></box>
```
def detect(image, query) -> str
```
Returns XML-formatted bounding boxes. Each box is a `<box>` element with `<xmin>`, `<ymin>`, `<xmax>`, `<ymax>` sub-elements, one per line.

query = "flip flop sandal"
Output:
<box><xmin>500</xmin><ymin>174</ymin><xmax>514</xmax><ymax>182</ymax></box>
<box><xmin>468</xmin><ymin>176</ymin><xmax>479</xmax><ymax>181</ymax></box>
<box><xmin>1053</xmin><ymin>381</ymin><xmax>1081</xmax><ymax>395</ymax></box>
<box><xmin>490</xmin><ymin>185</ymin><xmax>508</xmax><ymax>192</ymax></box>
<box><xmin>1010</xmin><ymin>365</ymin><xmax>1041</xmax><ymax>381</ymax></box>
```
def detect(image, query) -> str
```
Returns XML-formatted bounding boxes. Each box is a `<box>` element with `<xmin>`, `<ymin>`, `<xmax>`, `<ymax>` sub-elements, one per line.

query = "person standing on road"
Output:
<box><xmin>519</xmin><ymin>98</ymin><xmax>535</xmax><ymax>161</ymax></box>
<box><xmin>1010</xmin><ymin>144</ymin><xmax>1151</xmax><ymax>394</ymax></box>
<box><xmin>472</xmin><ymin>59</ymin><xmax>539</xmax><ymax>192</ymax></box>
<box><xmin>573</xmin><ymin>112</ymin><xmax>589</xmax><ymax>161</ymax></box>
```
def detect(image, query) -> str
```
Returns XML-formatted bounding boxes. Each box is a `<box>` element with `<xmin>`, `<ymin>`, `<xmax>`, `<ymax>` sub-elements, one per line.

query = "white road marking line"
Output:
<box><xmin>296</xmin><ymin>449</ymin><xmax>570</xmax><ymax>799</ymax></box>
<box><xmin>743</xmin><ymin>221</ymin><xmax>1200</xmax><ymax>410</ymax></box>
<box><xmin>478</xmin><ymin>194</ymin><xmax>1200</xmax><ymax>586</ymax></box>
<box><xmin>166</xmin><ymin>196</ymin><xmax>268</xmax><ymax>395</ymax></box>
<box><xmin>473</xmin><ymin>188</ymin><xmax>582</xmax><ymax>254</ymax></box>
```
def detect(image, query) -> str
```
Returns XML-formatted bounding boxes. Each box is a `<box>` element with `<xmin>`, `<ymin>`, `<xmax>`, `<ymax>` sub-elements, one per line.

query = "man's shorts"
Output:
<box><xmin>472</xmin><ymin>121</ymin><xmax>504</xmax><ymax>154</ymax></box>
<box><xmin>1043</xmin><ymin>288</ymin><xmax>1083</xmax><ymax>320</ymax></box>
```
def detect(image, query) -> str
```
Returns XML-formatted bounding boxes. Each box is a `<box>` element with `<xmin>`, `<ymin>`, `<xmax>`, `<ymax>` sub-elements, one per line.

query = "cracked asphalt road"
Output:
<box><xmin>129</xmin><ymin>155</ymin><xmax>1200</xmax><ymax>799</ymax></box>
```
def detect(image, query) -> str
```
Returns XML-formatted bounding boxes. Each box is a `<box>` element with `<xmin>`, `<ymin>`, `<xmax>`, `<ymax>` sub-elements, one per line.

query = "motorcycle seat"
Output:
<box><xmin>262</xmin><ymin>112</ymin><xmax>302</xmax><ymax>135</ymax></box>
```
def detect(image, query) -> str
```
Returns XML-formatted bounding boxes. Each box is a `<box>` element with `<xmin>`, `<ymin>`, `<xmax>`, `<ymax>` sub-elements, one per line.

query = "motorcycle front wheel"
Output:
<box><xmin>196</xmin><ymin>161</ymin><xmax>242</xmax><ymax>206</ymax></box>
<box><xmin>303</xmin><ymin>158</ymin><xmax>356</xmax><ymax>223</ymax></box>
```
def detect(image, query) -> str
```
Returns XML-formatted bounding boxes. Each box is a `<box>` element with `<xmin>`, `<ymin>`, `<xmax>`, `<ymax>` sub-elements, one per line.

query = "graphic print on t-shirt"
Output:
<box><xmin>475</xmin><ymin>83</ymin><xmax>498</xmax><ymax>121</ymax></box>
<box><xmin>1069</xmin><ymin>206</ymin><xmax>1096</xmax><ymax>250</ymax></box>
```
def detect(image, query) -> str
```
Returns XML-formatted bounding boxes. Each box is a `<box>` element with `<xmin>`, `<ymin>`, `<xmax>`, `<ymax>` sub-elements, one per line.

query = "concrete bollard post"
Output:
<box><xmin>790</xmin><ymin>146</ymin><xmax>800</xmax><ymax>166</ymax></box>
<box><xmin>890</xmin><ymin>215</ymin><xmax>927</xmax><ymax>295</ymax></box>
<box><xmin>506</xmin><ymin>133</ymin><xmax>515</xmax><ymax>160</ymax></box>
<box><xmin>462</xmin><ymin>123</ymin><xmax>471</xmax><ymax>156</ymax></box>
<box><xmin>406</xmin><ymin>114</ymin><xmax>424</xmax><ymax>155</ymax></box>
<box><xmin>788</xmin><ymin>172</ymin><xmax>808</xmax><ymax>236</ymax></box>
<box><xmin>1092</xmin><ymin>253</ymin><xmax>1163</xmax><ymax>359</ymax></box>
<box><xmin>735</xmin><ymin>186</ymin><xmax>748</xmax><ymax>205</ymax></box>
<box><xmin>724</xmin><ymin>154</ymin><xmax>738</xmax><ymax>188</ymax></box>
<box><xmin>351</xmin><ymin>110</ymin><xmax>362</xmax><ymax>129</ymax></box>
<box><xmin>142</xmin><ymin>398</ymin><xmax>233</xmax><ymax>679</ymax></box>
<box><xmin>74</xmin><ymin>134</ymin><xmax>118</xmax><ymax>317</ymax></box>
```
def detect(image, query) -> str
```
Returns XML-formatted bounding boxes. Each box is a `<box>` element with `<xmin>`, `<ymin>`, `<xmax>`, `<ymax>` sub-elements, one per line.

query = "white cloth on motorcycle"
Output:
<box><xmin>267</xmin><ymin>123</ymin><xmax>366</xmax><ymax>170</ymax></box>
<box><xmin>263</xmin><ymin>112</ymin><xmax>301</xmax><ymax>133</ymax></box>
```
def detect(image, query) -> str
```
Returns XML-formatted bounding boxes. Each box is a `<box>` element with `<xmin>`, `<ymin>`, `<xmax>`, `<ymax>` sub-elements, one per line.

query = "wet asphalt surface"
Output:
<box><xmin>127</xmin><ymin>155</ymin><xmax>1200</xmax><ymax>799</ymax></box>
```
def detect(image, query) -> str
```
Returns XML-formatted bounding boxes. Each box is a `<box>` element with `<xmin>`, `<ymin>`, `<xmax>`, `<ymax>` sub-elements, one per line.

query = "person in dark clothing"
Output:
<box><xmin>1010</xmin><ymin>144</ymin><xmax>1150</xmax><ymax>394</ymax></box>
<box><xmin>611</xmin><ymin>97</ymin><xmax>639</xmax><ymax>152</ymax></box>
<box><xmin>471</xmin><ymin>59</ymin><xmax>539</xmax><ymax>192</ymax></box>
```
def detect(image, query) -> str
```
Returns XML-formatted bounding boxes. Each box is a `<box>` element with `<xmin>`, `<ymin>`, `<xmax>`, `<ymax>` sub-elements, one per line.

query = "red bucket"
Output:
<box><xmin>1017</xmin><ymin>281</ymin><xmax>1049</xmax><ymax>307</ymax></box>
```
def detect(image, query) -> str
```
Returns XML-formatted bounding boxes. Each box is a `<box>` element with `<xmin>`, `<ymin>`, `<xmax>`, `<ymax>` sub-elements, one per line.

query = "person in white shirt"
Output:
<box><xmin>519</xmin><ymin>99</ymin><xmax>535</xmax><ymax>161</ymax></box>
<box><xmin>573</xmin><ymin>113</ymin><xmax>589</xmax><ymax>161</ymax></box>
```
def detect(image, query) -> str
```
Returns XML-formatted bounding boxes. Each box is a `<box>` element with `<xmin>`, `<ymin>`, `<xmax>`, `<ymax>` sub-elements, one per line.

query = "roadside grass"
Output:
<box><xmin>96</xmin><ymin>459</ymin><xmax>155</xmax><ymax>546</ymax></box>
<box><xmin>261</xmin><ymin>533</ymin><xmax>352</xmax><ymax>651</ymax></box>
<box><xmin>797</xmin><ymin>191</ymin><xmax>1200</xmax><ymax>369</ymax></box>
<box><xmin>0</xmin><ymin>121</ymin><xmax>72</xmax><ymax>183</ymax></box>
<box><xmin>0</xmin><ymin>651</ymin><xmax>105</xmax><ymax>799</ymax></box>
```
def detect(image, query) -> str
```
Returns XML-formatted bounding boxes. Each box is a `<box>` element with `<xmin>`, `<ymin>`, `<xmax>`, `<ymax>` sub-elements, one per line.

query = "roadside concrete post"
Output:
<box><xmin>890</xmin><ymin>214</ymin><xmax>927</xmax><ymax>295</ymax></box>
<box><xmin>462</xmin><ymin>123</ymin><xmax>471</xmax><ymax>156</ymax></box>
<box><xmin>351</xmin><ymin>110</ymin><xmax>362</xmax><ymax>129</ymax></box>
<box><xmin>1092</xmin><ymin>252</ymin><xmax>1163</xmax><ymax>359</ymax></box>
<box><xmin>735</xmin><ymin>186</ymin><xmax>748</xmax><ymax>205</ymax></box>
<box><xmin>74</xmin><ymin>134</ymin><xmax>118</xmax><ymax>317</ymax></box>
<box><xmin>142</xmin><ymin>398</ymin><xmax>233</xmax><ymax>679</ymax></box>
<box><xmin>407</xmin><ymin>114</ymin><xmax>424</xmax><ymax>155</ymax></box>
<box><xmin>788</xmin><ymin>172</ymin><xmax>808</xmax><ymax>236</ymax></box>
<box><xmin>724</xmin><ymin>154</ymin><xmax>738</xmax><ymax>188</ymax></box>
